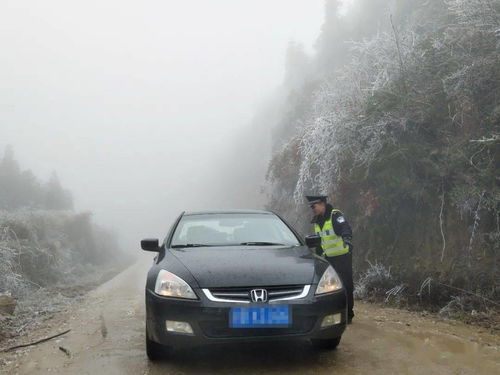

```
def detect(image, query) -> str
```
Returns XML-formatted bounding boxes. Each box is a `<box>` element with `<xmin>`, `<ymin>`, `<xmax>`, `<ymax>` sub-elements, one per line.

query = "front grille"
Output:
<box><xmin>199</xmin><ymin>316</ymin><xmax>316</xmax><ymax>338</ymax></box>
<box><xmin>206</xmin><ymin>285</ymin><xmax>307</xmax><ymax>303</ymax></box>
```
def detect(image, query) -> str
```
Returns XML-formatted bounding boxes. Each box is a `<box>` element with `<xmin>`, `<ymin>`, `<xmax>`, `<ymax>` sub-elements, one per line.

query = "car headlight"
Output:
<box><xmin>154</xmin><ymin>270</ymin><xmax>197</xmax><ymax>299</ymax></box>
<box><xmin>315</xmin><ymin>266</ymin><xmax>343</xmax><ymax>295</ymax></box>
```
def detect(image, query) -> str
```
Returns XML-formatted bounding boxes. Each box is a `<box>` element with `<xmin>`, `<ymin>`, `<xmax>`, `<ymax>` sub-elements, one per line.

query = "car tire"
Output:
<box><xmin>146</xmin><ymin>330</ymin><xmax>172</xmax><ymax>360</ymax></box>
<box><xmin>311</xmin><ymin>336</ymin><xmax>341</xmax><ymax>350</ymax></box>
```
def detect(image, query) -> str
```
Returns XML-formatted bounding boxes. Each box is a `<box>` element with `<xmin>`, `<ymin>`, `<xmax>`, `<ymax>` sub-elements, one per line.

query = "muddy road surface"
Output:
<box><xmin>1</xmin><ymin>255</ymin><xmax>498</xmax><ymax>374</ymax></box>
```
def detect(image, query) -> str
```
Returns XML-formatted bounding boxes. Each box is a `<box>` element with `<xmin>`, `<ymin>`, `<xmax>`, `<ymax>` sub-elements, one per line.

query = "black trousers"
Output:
<box><xmin>326</xmin><ymin>252</ymin><xmax>354</xmax><ymax>319</ymax></box>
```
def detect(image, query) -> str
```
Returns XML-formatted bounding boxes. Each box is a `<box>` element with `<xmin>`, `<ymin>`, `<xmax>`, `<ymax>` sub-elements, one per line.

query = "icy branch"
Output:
<box><xmin>469</xmin><ymin>134</ymin><xmax>500</xmax><ymax>143</ymax></box>
<box><xmin>439</xmin><ymin>185</ymin><xmax>447</xmax><ymax>263</ymax></box>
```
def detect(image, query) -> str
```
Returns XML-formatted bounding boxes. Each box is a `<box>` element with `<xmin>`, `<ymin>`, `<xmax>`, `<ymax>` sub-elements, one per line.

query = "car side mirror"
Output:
<box><xmin>141</xmin><ymin>238</ymin><xmax>160</xmax><ymax>252</ymax></box>
<box><xmin>305</xmin><ymin>235</ymin><xmax>321</xmax><ymax>248</ymax></box>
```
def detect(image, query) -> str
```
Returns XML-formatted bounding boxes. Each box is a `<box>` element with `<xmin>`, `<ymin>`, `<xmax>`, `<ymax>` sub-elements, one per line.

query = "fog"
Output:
<box><xmin>0</xmin><ymin>0</ymin><xmax>324</xmax><ymax>248</ymax></box>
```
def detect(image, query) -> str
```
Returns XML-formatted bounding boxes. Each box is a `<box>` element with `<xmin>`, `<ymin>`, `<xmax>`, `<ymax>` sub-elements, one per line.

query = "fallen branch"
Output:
<box><xmin>1</xmin><ymin>329</ymin><xmax>71</xmax><ymax>352</ymax></box>
<box><xmin>58</xmin><ymin>346</ymin><xmax>71</xmax><ymax>357</ymax></box>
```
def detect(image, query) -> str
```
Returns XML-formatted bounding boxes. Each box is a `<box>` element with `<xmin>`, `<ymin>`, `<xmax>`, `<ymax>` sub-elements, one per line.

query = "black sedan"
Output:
<box><xmin>141</xmin><ymin>210</ymin><xmax>347</xmax><ymax>360</ymax></box>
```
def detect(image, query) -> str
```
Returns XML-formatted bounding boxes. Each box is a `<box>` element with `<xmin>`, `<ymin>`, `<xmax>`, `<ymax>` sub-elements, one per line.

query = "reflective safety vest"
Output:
<box><xmin>314</xmin><ymin>209</ymin><xmax>349</xmax><ymax>257</ymax></box>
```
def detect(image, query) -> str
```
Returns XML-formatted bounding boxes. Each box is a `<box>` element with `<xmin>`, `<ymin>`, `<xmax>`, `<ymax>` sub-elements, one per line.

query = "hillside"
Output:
<box><xmin>265</xmin><ymin>0</ymin><xmax>499</xmax><ymax>317</ymax></box>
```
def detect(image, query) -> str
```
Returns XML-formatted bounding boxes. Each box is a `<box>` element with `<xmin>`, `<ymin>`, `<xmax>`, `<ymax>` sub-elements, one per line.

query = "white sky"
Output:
<box><xmin>0</xmin><ymin>0</ymin><xmax>325</xmax><ymax>248</ymax></box>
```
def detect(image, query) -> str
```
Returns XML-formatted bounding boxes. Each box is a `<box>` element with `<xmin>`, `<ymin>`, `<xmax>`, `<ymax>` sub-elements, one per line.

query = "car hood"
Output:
<box><xmin>170</xmin><ymin>246</ymin><xmax>317</xmax><ymax>288</ymax></box>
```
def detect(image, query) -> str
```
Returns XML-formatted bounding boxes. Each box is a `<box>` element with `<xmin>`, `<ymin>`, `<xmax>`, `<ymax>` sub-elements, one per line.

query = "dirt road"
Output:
<box><xmin>1</xmin><ymin>256</ymin><xmax>499</xmax><ymax>375</ymax></box>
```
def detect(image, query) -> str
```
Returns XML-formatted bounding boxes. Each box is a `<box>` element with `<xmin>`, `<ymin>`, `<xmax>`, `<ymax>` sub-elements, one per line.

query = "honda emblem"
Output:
<box><xmin>250</xmin><ymin>289</ymin><xmax>268</xmax><ymax>303</ymax></box>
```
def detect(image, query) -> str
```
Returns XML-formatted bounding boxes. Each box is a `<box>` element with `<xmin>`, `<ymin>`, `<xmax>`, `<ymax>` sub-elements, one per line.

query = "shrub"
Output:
<box><xmin>0</xmin><ymin>210</ymin><xmax>131</xmax><ymax>338</ymax></box>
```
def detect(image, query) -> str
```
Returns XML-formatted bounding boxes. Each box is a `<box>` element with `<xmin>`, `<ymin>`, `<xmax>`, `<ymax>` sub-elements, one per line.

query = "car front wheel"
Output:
<box><xmin>311</xmin><ymin>336</ymin><xmax>341</xmax><ymax>350</ymax></box>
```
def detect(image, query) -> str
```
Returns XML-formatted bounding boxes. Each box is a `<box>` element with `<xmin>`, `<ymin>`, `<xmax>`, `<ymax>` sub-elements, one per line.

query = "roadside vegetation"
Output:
<box><xmin>265</xmin><ymin>0</ymin><xmax>499</xmax><ymax>325</ymax></box>
<box><xmin>0</xmin><ymin>147</ymin><xmax>132</xmax><ymax>341</ymax></box>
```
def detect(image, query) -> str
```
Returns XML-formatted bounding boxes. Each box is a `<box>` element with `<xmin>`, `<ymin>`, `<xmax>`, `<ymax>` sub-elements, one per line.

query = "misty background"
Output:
<box><xmin>0</xmin><ymin>0</ymin><xmax>325</xmax><ymax>248</ymax></box>
<box><xmin>2</xmin><ymin>0</ymin><xmax>498</xmax><ymax>328</ymax></box>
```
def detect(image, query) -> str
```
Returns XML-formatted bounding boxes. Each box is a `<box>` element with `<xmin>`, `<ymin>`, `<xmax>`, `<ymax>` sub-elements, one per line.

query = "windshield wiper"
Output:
<box><xmin>239</xmin><ymin>242</ymin><xmax>286</xmax><ymax>246</ymax></box>
<box><xmin>171</xmin><ymin>244</ymin><xmax>213</xmax><ymax>248</ymax></box>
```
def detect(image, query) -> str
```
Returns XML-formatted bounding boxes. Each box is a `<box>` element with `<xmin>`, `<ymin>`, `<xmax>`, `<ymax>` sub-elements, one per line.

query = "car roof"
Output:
<box><xmin>183</xmin><ymin>209</ymin><xmax>274</xmax><ymax>216</ymax></box>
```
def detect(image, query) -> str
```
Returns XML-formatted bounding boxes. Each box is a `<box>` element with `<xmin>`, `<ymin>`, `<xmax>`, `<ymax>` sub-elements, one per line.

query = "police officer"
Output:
<box><xmin>306</xmin><ymin>195</ymin><xmax>354</xmax><ymax>323</ymax></box>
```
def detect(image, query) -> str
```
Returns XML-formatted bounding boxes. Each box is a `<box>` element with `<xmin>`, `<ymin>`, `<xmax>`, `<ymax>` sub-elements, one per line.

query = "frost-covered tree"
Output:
<box><xmin>44</xmin><ymin>172</ymin><xmax>73</xmax><ymax>210</ymax></box>
<box><xmin>0</xmin><ymin>147</ymin><xmax>73</xmax><ymax>211</ymax></box>
<box><xmin>0</xmin><ymin>146</ymin><xmax>42</xmax><ymax>210</ymax></box>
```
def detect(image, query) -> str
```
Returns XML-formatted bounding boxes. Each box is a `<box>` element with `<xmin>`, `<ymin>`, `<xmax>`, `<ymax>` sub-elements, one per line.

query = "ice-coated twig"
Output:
<box><xmin>439</xmin><ymin>184</ymin><xmax>447</xmax><ymax>263</ymax></box>
<box><xmin>418</xmin><ymin>277</ymin><xmax>432</xmax><ymax>297</ymax></box>
<box><xmin>469</xmin><ymin>134</ymin><xmax>499</xmax><ymax>143</ymax></box>
<box><xmin>466</xmin><ymin>191</ymin><xmax>484</xmax><ymax>267</ymax></box>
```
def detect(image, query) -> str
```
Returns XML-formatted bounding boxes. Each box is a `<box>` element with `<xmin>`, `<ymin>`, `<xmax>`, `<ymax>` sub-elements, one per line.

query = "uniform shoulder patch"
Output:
<box><xmin>336</xmin><ymin>216</ymin><xmax>346</xmax><ymax>223</ymax></box>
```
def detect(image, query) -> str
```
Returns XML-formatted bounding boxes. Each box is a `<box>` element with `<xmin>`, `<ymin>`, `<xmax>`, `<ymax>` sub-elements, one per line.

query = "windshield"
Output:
<box><xmin>170</xmin><ymin>213</ymin><xmax>301</xmax><ymax>248</ymax></box>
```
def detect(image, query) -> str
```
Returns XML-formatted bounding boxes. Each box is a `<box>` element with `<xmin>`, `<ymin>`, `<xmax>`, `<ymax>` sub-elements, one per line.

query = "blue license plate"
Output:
<box><xmin>230</xmin><ymin>305</ymin><xmax>291</xmax><ymax>328</ymax></box>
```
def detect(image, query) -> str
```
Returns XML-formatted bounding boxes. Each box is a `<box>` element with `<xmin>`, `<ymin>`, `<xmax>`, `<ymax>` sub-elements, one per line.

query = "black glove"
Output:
<box><xmin>343</xmin><ymin>237</ymin><xmax>353</xmax><ymax>252</ymax></box>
